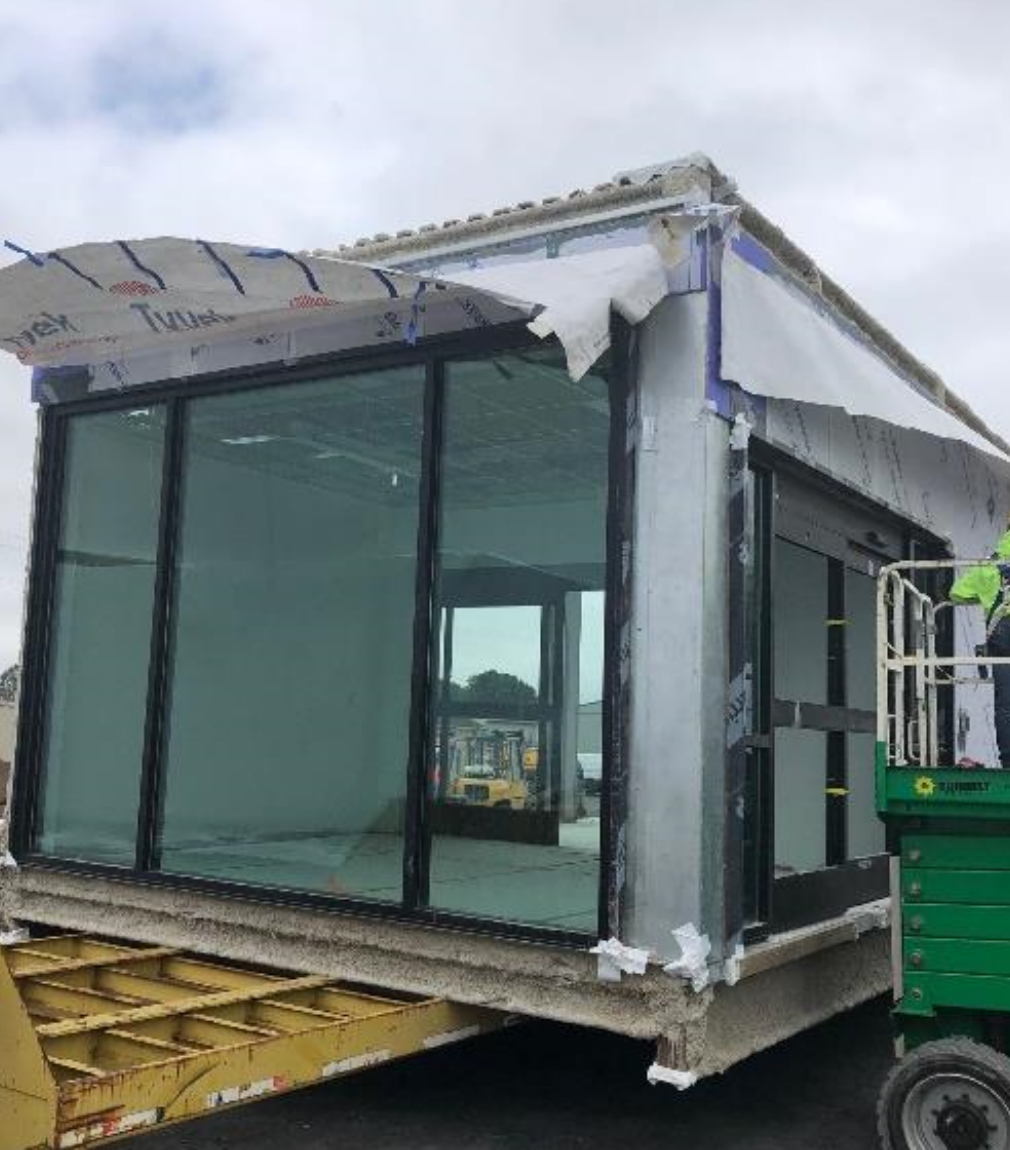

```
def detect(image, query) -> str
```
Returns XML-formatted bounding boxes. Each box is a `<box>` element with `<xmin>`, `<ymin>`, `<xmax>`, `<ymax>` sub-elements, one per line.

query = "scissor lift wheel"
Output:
<box><xmin>878</xmin><ymin>1037</ymin><xmax>1010</xmax><ymax>1149</ymax></box>
<box><xmin>0</xmin><ymin>933</ymin><xmax>508</xmax><ymax>1150</ymax></box>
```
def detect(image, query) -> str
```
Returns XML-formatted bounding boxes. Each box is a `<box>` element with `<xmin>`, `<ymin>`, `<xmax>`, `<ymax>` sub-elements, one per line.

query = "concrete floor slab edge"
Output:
<box><xmin>2</xmin><ymin>868</ymin><xmax>889</xmax><ymax>1080</ymax></box>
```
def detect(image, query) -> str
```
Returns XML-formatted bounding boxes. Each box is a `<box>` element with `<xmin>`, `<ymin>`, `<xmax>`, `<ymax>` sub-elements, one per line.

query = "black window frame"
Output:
<box><xmin>10</xmin><ymin>319</ymin><xmax>636</xmax><ymax>948</ymax></box>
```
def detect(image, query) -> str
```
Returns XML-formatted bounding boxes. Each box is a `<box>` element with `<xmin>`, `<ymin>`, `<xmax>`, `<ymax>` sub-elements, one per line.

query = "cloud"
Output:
<box><xmin>88</xmin><ymin>38</ymin><xmax>232</xmax><ymax>136</ymax></box>
<box><xmin>0</xmin><ymin>0</ymin><xmax>1008</xmax><ymax>662</ymax></box>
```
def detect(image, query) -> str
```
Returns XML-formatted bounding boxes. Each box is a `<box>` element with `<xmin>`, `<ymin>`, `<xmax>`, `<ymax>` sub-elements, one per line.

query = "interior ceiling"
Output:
<box><xmin>170</xmin><ymin>352</ymin><xmax>612</xmax><ymax>508</ymax></box>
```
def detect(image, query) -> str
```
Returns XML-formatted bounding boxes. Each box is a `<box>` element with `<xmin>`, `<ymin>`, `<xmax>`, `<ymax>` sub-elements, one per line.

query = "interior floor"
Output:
<box><xmin>157</xmin><ymin>819</ymin><xmax>601</xmax><ymax>931</ymax></box>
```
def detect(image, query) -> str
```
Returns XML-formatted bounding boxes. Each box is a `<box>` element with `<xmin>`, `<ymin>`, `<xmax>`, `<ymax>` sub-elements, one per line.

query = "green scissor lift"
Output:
<box><xmin>877</xmin><ymin>560</ymin><xmax>1010</xmax><ymax>1149</ymax></box>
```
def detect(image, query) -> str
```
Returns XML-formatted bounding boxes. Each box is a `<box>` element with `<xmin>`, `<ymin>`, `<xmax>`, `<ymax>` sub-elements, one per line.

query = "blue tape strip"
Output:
<box><xmin>246</xmin><ymin>248</ymin><xmax>322</xmax><ymax>294</ymax></box>
<box><xmin>406</xmin><ymin>281</ymin><xmax>428</xmax><ymax>347</ymax></box>
<box><xmin>46</xmin><ymin>251</ymin><xmax>103</xmax><ymax>290</ymax></box>
<box><xmin>371</xmin><ymin>268</ymin><xmax>399</xmax><ymax>299</ymax></box>
<box><xmin>4</xmin><ymin>240</ymin><xmax>44</xmax><ymax>267</ymax></box>
<box><xmin>197</xmin><ymin>240</ymin><xmax>246</xmax><ymax>295</ymax></box>
<box><xmin>117</xmin><ymin>241</ymin><xmax>167</xmax><ymax>290</ymax></box>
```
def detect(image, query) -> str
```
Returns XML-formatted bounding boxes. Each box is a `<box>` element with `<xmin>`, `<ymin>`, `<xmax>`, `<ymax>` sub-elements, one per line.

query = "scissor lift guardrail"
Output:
<box><xmin>877</xmin><ymin>558</ymin><xmax>1010</xmax><ymax>767</ymax></box>
<box><xmin>0</xmin><ymin>934</ymin><xmax>509</xmax><ymax>1150</ymax></box>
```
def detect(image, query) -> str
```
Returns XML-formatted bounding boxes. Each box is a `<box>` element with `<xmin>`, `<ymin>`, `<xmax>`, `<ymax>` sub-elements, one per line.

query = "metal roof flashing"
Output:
<box><xmin>312</xmin><ymin>156</ymin><xmax>720</xmax><ymax>264</ymax></box>
<box><xmin>315</xmin><ymin>154</ymin><xmax>1007</xmax><ymax>458</ymax></box>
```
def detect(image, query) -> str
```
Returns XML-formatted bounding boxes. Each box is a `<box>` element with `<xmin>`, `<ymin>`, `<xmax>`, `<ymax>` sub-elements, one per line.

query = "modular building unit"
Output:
<box><xmin>1</xmin><ymin>155</ymin><xmax>1007</xmax><ymax>1083</ymax></box>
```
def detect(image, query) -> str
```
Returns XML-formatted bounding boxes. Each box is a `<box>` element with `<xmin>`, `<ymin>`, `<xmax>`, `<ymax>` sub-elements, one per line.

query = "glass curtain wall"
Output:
<box><xmin>35</xmin><ymin>407</ymin><xmax>166</xmax><ymax>864</ymax></box>
<box><xmin>427</xmin><ymin>346</ymin><xmax>609</xmax><ymax>931</ymax></box>
<box><xmin>25</xmin><ymin>342</ymin><xmax>613</xmax><ymax>936</ymax></box>
<box><xmin>155</xmin><ymin>369</ymin><xmax>426</xmax><ymax>900</ymax></box>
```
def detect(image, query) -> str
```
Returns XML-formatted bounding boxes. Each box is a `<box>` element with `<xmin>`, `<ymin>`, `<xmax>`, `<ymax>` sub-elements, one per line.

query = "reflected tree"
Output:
<box><xmin>451</xmin><ymin>670</ymin><xmax>537</xmax><ymax>706</ymax></box>
<box><xmin>0</xmin><ymin>665</ymin><xmax>18</xmax><ymax>704</ymax></box>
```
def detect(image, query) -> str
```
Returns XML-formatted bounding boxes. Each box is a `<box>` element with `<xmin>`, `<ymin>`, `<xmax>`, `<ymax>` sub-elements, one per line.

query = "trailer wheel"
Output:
<box><xmin>878</xmin><ymin>1038</ymin><xmax>1010</xmax><ymax>1149</ymax></box>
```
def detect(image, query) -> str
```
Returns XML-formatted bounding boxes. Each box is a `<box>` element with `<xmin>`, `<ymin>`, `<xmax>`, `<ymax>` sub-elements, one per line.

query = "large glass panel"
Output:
<box><xmin>156</xmin><ymin>368</ymin><xmax>425</xmax><ymax>900</ymax></box>
<box><xmin>846</xmin><ymin>568</ymin><xmax>877</xmax><ymax>712</ymax></box>
<box><xmin>774</xmin><ymin>728</ymin><xmax>827</xmax><ymax>875</ymax></box>
<box><xmin>427</xmin><ymin>345</ymin><xmax>610</xmax><ymax>931</ymax></box>
<box><xmin>845</xmin><ymin>571</ymin><xmax>884</xmax><ymax>858</ymax></box>
<box><xmin>36</xmin><ymin>407</ymin><xmax>166</xmax><ymax>864</ymax></box>
<box><xmin>773</xmin><ymin>540</ymin><xmax>828</xmax><ymax>705</ymax></box>
<box><xmin>847</xmin><ymin>731</ymin><xmax>885</xmax><ymax>859</ymax></box>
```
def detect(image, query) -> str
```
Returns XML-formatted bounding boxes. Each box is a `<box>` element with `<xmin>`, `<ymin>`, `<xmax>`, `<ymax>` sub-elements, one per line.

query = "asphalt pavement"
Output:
<box><xmin>138</xmin><ymin>995</ymin><xmax>894</xmax><ymax>1149</ymax></box>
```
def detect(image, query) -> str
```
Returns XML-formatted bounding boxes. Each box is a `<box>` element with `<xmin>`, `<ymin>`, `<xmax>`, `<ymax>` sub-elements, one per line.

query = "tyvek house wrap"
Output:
<box><xmin>0</xmin><ymin>228</ymin><xmax>1002</xmax><ymax>471</ymax></box>
<box><xmin>0</xmin><ymin>235</ymin><xmax>673</xmax><ymax>387</ymax></box>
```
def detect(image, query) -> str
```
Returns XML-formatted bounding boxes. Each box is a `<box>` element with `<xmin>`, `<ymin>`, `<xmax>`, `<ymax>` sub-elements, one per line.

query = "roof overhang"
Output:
<box><xmin>0</xmin><ymin>233</ymin><xmax>684</xmax><ymax>396</ymax></box>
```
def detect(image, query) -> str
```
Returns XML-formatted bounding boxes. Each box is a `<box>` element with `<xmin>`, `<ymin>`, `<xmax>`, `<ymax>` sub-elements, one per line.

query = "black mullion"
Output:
<box><xmin>754</xmin><ymin>467</ymin><xmax>776</xmax><ymax>935</ymax></box>
<box><xmin>11</xmin><ymin>409</ymin><xmax>66</xmax><ymax>857</ymax></box>
<box><xmin>599</xmin><ymin>316</ymin><xmax>635</xmax><ymax>941</ymax></box>
<box><xmin>825</xmin><ymin>558</ymin><xmax>847</xmax><ymax>867</ymax></box>
<box><xmin>741</xmin><ymin>463</ymin><xmax>773</xmax><ymax>933</ymax></box>
<box><xmin>435</xmin><ymin>606</ymin><xmax>454</xmax><ymax>805</ymax></box>
<box><xmin>550</xmin><ymin>600</ymin><xmax>564</xmax><ymax>817</ymax></box>
<box><xmin>403</xmin><ymin>356</ymin><xmax>443</xmax><ymax>911</ymax></box>
<box><xmin>135</xmin><ymin>398</ymin><xmax>185</xmax><ymax>872</ymax></box>
<box><xmin>538</xmin><ymin>601</ymin><xmax>557</xmax><ymax>812</ymax></box>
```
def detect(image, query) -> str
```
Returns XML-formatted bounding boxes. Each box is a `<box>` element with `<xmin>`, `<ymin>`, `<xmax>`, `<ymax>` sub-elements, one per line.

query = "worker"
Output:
<box><xmin>951</xmin><ymin>525</ymin><xmax>1010</xmax><ymax>767</ymax></box>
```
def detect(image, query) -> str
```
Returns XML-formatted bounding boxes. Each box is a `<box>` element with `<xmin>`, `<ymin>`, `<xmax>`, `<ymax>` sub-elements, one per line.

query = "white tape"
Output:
<box><xmin>57</xmin><ymin>1109</ymin><xmax>161</xmax><ymax>1147</ymax></box>
<box><xmin>729</xmin><ymin>412</ymin><xmax>752</xmax><ymax>451</ymax></box>
<box><xmin>207</xmin><ymin>1076</ymin><xmax>286</xmax><ymax>1108</ymax></box>
<box><xmin>647</xmin><ymin>1063</ymin><xmax>698</xmax><ymax>1090</ymax></box>
<box><xmin>662</xmin><ymin>923</ymin><xmax>712</xmax><ymax>993</ymax></box>
<box><xmin>322</xmin><ymin>1050</ymin><xmax>392</xmax><ymax>1077</ymax></box>
<box><xmin>846</xmin><ymin>898</ymin><xmax>890</xmax><ymax>936</ymax></box>
<box><xmin>423</xmin><ymin>1024</ymin><xmax>482</xmax><ymax>1049</ymax></box>
<box><xmin>723</xmin><ymin>943</ymin><xmax>746</xmax><ymax>987</ymax></box>
<box><xmin>590</xmin><ymin>937</ymin><xmax>650</xmax><ymax>981</ymax></box>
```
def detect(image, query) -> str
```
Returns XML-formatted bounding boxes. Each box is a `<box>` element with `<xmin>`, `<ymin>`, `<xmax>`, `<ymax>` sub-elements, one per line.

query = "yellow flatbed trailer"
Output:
<box><xmin>0</xmin><ymin>934</ymin><xmax>509</xmax><ymax>1150</ymax></box>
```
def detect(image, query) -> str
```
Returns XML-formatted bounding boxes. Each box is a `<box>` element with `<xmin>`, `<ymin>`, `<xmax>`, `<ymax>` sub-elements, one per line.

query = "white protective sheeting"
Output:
<box><xmin>0</xmin><ymin>235</ymin><xmax>678</xmax><ymax>388</ymax></box>
<box><xmin>720</xmin><ymin>245</ymin><xmax>1005</xmax><ymax>460</ymax></box>
<box><xmin>454</xmin><ymin>242</ymin><xmax>673</xmax><ymax>380</ymax></box>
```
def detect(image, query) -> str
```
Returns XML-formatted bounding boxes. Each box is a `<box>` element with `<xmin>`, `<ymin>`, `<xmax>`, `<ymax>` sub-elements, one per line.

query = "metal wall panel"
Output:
<box><xmin>623</xmin><ymin>292</ymin><xmax>725</xmax><ymax>960</ymax></box>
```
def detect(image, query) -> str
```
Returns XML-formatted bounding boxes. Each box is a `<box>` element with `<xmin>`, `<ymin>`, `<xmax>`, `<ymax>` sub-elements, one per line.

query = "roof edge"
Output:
<box><xmin>315</xmin><ymin>156</ymin><xmax>1007</xmax><ymax>457</ymax></box>
<box><xmin>312</xmin><ymin>161</ymin><xmax>720</xmax><ymax>264</ymax></box>
<box><xmin>732</xmin><ymin>196</ymin><xmax>1010</xmax><ymax>455</ymax></box>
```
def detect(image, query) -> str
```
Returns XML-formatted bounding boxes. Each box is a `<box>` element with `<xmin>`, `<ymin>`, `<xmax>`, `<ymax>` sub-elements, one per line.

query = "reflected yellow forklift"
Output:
<box><xmin>445</xmin><ymin>722</ymin><xmax>534</xmax><ymax>810</ymax></box>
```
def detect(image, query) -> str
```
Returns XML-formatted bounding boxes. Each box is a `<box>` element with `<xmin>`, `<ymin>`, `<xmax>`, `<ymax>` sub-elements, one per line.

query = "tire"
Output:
<box><xmin>878</xmin><ymin>1037</ymin><xmax>1010</xmax><ymax>1149</ymax></box>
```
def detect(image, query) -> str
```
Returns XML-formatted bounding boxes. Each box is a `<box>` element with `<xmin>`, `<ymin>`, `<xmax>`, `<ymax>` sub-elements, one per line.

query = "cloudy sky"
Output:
<box><xmin>0</xmin><ymin>0</ymin><xmax>1007</xmax><ymax>666</ymax></box>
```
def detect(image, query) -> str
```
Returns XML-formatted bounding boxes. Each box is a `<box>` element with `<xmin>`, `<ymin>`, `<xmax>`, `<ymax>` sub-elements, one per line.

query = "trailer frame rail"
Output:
<box><xmin>0</xmin><ymin>933</ymin><xmax>509</xmax><ymax>1150</ymax></box>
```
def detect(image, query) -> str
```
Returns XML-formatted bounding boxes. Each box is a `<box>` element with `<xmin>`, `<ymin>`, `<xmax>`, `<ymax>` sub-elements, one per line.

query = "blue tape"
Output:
<box><xmin>197</xmin><ymin>240</ymin><xmax>246</xmax><ymax>295</ymax></box>
<box><xmin>371</xmin><ymin>268</ymin><xmax>399</xmax><ymax>299</ymax></box>
<box><xmin>46</xmin><ymin>251</ymin><xmax>103</xmax><ymax>290</ymax></box>
<box><xmin>406</xmin><ymin>281</ymin><xmax>428</xmax><ymax>346</ymax></box>
<box><xmin>246</xmin><ymin>248</ymin><xmax>322</xmax><ymax>294</ymax></box>
<box><xmin>117</xmin><ymin>241</ymin><xmax>166</xmax><ymax>290</ymax></box>
<box><xmin>4</xmin><ymin>240</ymin><xmax>44</xmax><ymax>267</ymax></box>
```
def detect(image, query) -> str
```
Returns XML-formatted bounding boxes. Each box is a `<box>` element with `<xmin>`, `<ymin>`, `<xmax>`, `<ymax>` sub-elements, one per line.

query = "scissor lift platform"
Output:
<box><xmin>875</xmin><ymin>559</ymin><xmax>1010</xmax><ymax>1148</ymax></box>
<box><xmin>0</xmin><ymin>933</ymin><xmax>508</xmax><ymax>1150</ymax></box>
